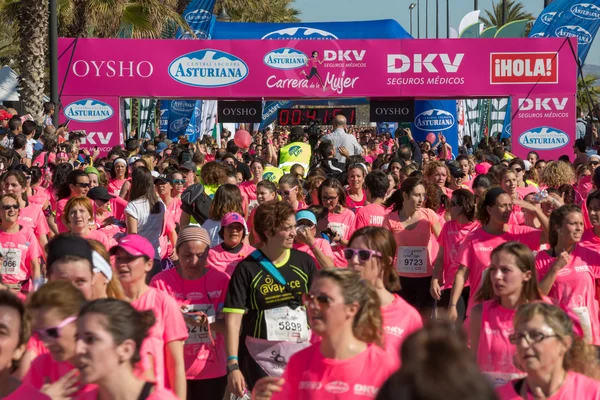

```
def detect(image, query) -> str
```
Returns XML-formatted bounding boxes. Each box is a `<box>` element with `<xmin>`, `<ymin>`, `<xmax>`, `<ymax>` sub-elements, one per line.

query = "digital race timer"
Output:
<box><xmin>277</xmin><ymin>107</ymin><xmax>356</xmax><ymax>126</ymax></box>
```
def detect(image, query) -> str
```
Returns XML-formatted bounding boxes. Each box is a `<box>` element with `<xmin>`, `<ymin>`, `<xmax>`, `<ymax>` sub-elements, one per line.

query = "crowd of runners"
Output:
<box><xmin>0</xmin><ymin>105</ymin><xmax>597</xmax><ymax>399</ymax></box>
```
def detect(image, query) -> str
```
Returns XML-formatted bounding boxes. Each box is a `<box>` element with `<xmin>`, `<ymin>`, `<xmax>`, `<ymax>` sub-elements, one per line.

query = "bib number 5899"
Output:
<box><xmin>278</xmin><ymin>321</ymin><xmax>301</xmax><ymax>331</ymax></box>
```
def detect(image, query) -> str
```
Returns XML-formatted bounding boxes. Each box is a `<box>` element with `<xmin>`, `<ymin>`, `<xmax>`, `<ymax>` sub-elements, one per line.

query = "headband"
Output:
<box><xmin>92</xmin><ymin>250</ymin><xmax>113</xmax><ymax>281</ymax></box>
<box><xmin>113</xmin><ymin>158</ymin><xmax>127</xmax><ymax>167</ymax></box>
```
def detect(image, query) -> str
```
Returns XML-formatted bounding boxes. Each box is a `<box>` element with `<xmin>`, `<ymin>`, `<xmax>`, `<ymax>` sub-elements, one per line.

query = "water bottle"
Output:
<box><xmin>533</xmin><ymin>189</ymin><xmax>548</xmax><ymax>203</ymax></box>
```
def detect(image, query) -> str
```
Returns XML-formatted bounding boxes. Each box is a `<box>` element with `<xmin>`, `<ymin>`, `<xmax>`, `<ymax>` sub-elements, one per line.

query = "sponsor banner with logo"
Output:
<box><xmin>217</xmin><ymin>100</ymin><xmax>262</xmax><ymax>123</ymax></box>
<box><xmin>530</xmin><ymin>0</ymin><xmax>600</xmax><ymax>64</ymax></box>
<box><xmin>58</xmin><ymin>38</ymin><xmax>577</xmax><ymax>99</ymax></box>
<box><xmin>167</xmin><ymin>100</ymin><xmax>196</xmax><ymax>141</ymax></box>
<box><xmin>376</xmin><ymin>122</ymin><xmax>398</xmax><ymax>136</ymax></box>
<box><xmin>370</xmin><ymin>100</ymin><xmax>414</xmax><ymax>122</ymax></box>
<box><xmin>511</xmin><ymin>91</ymin><xmax>575</xmax><ymax>160</ymax></box>
<box><xmin>159</xmin><ymin>101</ymin><xmax>170</xmax><ymax>132</ymax></box>
<box><xmin>60</xmin><ymin>96</ymin><xmax>123</xmax><ymax>154</ymax></box>
<box><xmin>179</xmin><ymin>0</ymin><xmax>216</xmax><ymax>40</ymax></box>
<box><xmin>411</xmin><ymin>100</ymin><xmax>458</xmax><ymax>159</ymax></box>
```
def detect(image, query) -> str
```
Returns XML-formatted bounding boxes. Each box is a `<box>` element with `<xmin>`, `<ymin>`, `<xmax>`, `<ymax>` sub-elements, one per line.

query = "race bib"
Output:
<box><xmin>328</xmin><ymin>222</ymin><xmax>347</xmax><ymax>248</ymax></box>
<box><xmin>184</xmin><ymin>304</ymin><xmax>216</xmax><ymax>345</ymax></box>
<box><xmin>396</xmin><ymin>246</ymin><xmax>427</xmax><ymax>274</ymax></box>
<box><xmin>248</xmin><ymin>199</ymin><xmax>259</xmax><ymax>213</ymax></box>
<box><xmin>573</xmin><ymin>306</ymin><xmax>593</xmax><ymax>343</ymax></box>
<box><xmin>1</xmin><ymin>248</ymin><xmax>22</xmax><ymax>276</ymax></box>
<box><xmin>264</xmin><ymin>306</ymin><xmax>308</xmax><ymax>342</ymax></box>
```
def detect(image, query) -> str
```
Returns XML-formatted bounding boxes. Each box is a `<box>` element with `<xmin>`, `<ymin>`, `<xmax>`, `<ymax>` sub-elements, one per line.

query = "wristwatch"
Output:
<box><xmin>227</xmin><ymin>363</ymin><xmax>240</xmax><ymax>374</ymax></box>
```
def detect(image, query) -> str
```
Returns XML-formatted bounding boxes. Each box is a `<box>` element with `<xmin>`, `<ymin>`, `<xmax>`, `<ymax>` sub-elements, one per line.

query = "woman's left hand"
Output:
<box><xmin>252</xmin><ymin>377</ymin><xmax>284</xmax><ymax>400</ymax></box>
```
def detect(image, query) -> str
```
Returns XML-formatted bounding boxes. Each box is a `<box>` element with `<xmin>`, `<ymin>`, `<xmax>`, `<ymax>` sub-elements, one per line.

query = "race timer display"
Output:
<box><xmin>277</xmin><ymin>108</ymin><xmax>356</xmax><ymax>126</ymax></box>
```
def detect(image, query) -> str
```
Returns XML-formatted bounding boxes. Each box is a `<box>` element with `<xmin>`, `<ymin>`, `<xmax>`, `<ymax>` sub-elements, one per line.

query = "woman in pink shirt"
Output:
<box><xmin>0</xmin><ymin>290</ymin><xmax>49</xmax><ymax>399</ymax></box>
<box><xmin>424</xmin><ymin>160</ymin><xmax>453</xmax><ymax>198</ymax></box>
<box><xmin>248</xmin><ymin>181</ymin><xmax>277</xmax><ymax>247</ymax></box>
<box><xmin>111</xmin><ymin>234</ymin><xmax>188</xmax><ymax>399</ymax></box>
<box><xmin>52</xmin><ymin>170</ymin><xmax>90</xmax><ymax>234</ymax></box>
<box><xmin>151</xmin><ymin>226</ymin><xmax>230</xmax><ymax>399</ymax></box>
<box><xmin>509</xmin><ymin>158</ymin><xmax>538</xmax><ymax>199</ymax></box>
<box><xmin>75</xmin><ymin>299</ymin><xmax>179</xmax><ymax>400</ymax></box>
<box><xmin>345</xmin><ymin>164</ymin><xmax>367</xmax><ymax>211</ymax></box>
<box><xmin>346</xmin><ymin>227</ymin><xmax>422</xmax><ymax>363</ymax></box>
<box><xmin>470</xmin><ymin>242</ymin><xmax>545</xmax><ymax>387</ymax></box>
<box><xmin>239</xmin><ymin>159</ymin><xmax>264</xmax><ymax>213</ymax></box>
<box><xmin>107</xmin><ymin>158</ymin><xmax>128</xmax><ymax>197</ymax></box>
<box><xmin>318</xmin><ymin>179</ymin><xmax>356</xmax><ymax>268</ymax></box>
<box><xmin>278</xmin><ymin>174</ymin><xmax>306</xmax><ymax>211</ymax></box>
<box><xmin>353</xmin><ymin>170</ymin><xmax>389</xmax><ymax>230</ymax></box>
<box><xmin>25</xmin><ymin>280</ymin><xmax>92</xmax><ymax>398</ymax></box>
<box><xmin>536</xmin><ymin>205</ymin><xmax>600</xmax><ymax>345</ymax></box>
<box><xmin>293</xmin><ymin>210</ymin><xmax>334</xmax><ymax>269</ymax></box>
<box><xmin>62</xmin><ymin>197</ymin><xmax>110</xmax><ymax>249</ymax></box>
<box><xmin>497</xmin><ymin>303</ymin><xmax>600</xmax><ymax>399</ymax></box>
<box><xmin>581</xmin><ymin>190</ymin><xmax>600</xmax><ymax>251</ymax></box>
<box><xmin>383</xmin><ymin>177</ymin><xmax>441</xmax><ymax>311</ymax></box>
<box><xmin>27</xmin><ymin>166</ymin><xmax>50</xmax><ymax>210</ymax></box>
<box><xmin>155</xmin><ymin>173</ymin><xmax>182</xmax><ymax>227</ymax></box>
<box><xmin>431</xmin><ymin>189</ymin><xmax>479</xmax><ymax>321</ymax></box>
<box><xmin>448</xmin><ymin>188</ymin><xmax>550</xmax><ymax>322</ymax></box>
<box><xmin>500</xmin><ymin>169</ymin><xmax>527</xmax><ymax>226</ymax></box>
<box><xmin>207</xmin><ymin>212</ymin><xmax>255</xmax><ymax>277</ymax></box>
<box><xmin>170</xmin><ymin>171</ymin><xmax>185</xmax><ymax>200</ymax></box>
<box><xmin>252</xmin><ymin>269</ymin><xmax>397</xmax><ymax>400</ymax></box>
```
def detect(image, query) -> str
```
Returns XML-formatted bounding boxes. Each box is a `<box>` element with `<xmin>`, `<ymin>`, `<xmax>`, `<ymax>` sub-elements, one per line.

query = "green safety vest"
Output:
<box><xmin>262</xmin><ymin>165</ymin><xmax>285</xmax><ymax>184</ymax></box>
<box><xmin>278</xmin><ymin>142</ymin><xmax>311</xmax><ymax>174</ymax></box>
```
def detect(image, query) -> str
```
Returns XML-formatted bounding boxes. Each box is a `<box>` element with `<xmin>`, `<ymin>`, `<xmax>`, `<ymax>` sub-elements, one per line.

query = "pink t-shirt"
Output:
<box><xmin>437</xmin><ymin>220</ymin><xmax>480</xmax><ymax>290</ymax></box>
<box><xmin>272</xmin><ymin>343</ymin><xmax>397</xmax><ymax>400</ymax></box>
<box><xmin>353</xmin><ymin>203</ymin><xmax>388</xmax><ymax>230</ymax></box>
<box><xmin>206</xmin><ymin>243</ymin><xmax>255</xmax><ymax>277</ymax></box>
<box><xmin>165</xmin><ymin>198</ymin><xmax>182</xmax><ymax>227</ymax></box>
<box><xmin>78</xmin><ymin>385</ymin><xmax>180</xmax><ymax>400</ymax></box>
<box><xmin>18</xmin><ymin>205</ymin><xmax>50</xmax><ymax>239</ymax></box>
<box><xmin>383</xmin><ymin>208</ymin><xmax>439</xmax><ymax>278</ymax></box>
<box><xmin>5</xmin><ymin>383</ymin><xmax>49</xmax><ymax>400</ymax></box>
<box><xmin>0</xmin><ymin>227</ymin><xmax>43</xmax><ymax>285</ymax></box>
<box><xmin>82</xmin><ymin>229</ymin><xmax>111</xmax><ymax>250</ymax></box>
<box><xmin>24</xmin><ymin>354</ymin><xmax>96</xmax><ymax>396</ymax></box>
<box><xmin>293</xmin><ymin>238</ymin><xmax>334</xmax><ymax>270</ymax></box>
<box><xmin>326</xmin><ymin>208</ymin><xmax>356</xmax><ymax>268</ymax></box>
<box><xmin>108</xmin><ymin>178</ymin><xmax>126</xmax><ymax>197</ymax></box>
<box><xmin>345</xmin><ymin>189</ymin><xmax>366</xmax><ymax>210</ymax></box>
<box><xmin>477</xmin><ymin>300</ymin><xmax>526</xmax><ymax>387</ymax></box>
<box><xmin>28</xmin><ymin>187</ymin><xmax>49</xmax><ymax>209</ymax></box>
<box><xmin>150</xmin><ymin>268</ymin><xmax>229</xmax><ymax>380</ymax></box>
<box><xmin>239</xmin><ymin>181</ymin><xmax>259</xmax><ymax>212</ymax></box>
<box><xmin>496</xmin><ymin>371</ymin><xmax>600</xmax><ymax>399</ymax></box>
<box><xmin>536</xmin><ymin>245</ymin><xmax>600</xmax><ymax>345</ymax></box>
<box><xmin>516</xmin><ymin>185</ymin><xmax>538</xmax><ymax>198</ymax></box>
<box><xmin>580</xmin><ymin>228</ymin><xmax>600</xmax><ymax>252</ymax></box>
<box><xmin>381</xmin><ymin>294</ymin><xmax>422</xmax><ymax>365</ymax></box>
<box><xmin>131</xmin><ymin>287</ymin><xmax>188</xmax><ymax>388</ymax></box>
<box><xmin>457</xmin><ymin>225</ymin><xmax>542</xmax><ymax>315</ymax></box>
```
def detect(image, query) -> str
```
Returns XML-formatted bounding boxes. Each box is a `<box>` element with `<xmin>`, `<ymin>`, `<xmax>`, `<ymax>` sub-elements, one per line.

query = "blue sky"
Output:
<box><xmin>293</xmin><ymin>0</ymin><xmax>600</xmax><ymax>66</ymax></box>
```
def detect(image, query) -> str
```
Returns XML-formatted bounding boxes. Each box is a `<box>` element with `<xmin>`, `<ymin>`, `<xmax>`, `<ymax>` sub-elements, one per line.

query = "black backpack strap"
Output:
<box><xmin>136</xmin><ymin>382</ymin><xmax>153</xmax><ymax>400</ymax></box>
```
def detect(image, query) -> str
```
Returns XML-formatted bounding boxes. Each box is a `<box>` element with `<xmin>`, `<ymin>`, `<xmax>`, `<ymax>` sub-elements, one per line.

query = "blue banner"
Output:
<box><xmin>530</xmin><ymin>0</ymin><xmax>600</xmax><ymax>65</ymax></box>
<box><xmin>377</xmin><ymin>122</ymin><xmax>398</xmax><ymax>136</ymax></box>
<box><xmin>501</xmin><ymin>98</ymin><xmax>512</xmax><ymax>139</ymax></box>
<box><xmin>159</xmin><ymin>101</ymin><xmax>170</xmax><ymax>132</ymax></box>
<box><xmin>411</xmin><ymin>100</ymin><xmax>458</xmax><ymax>159</ymax></box>
<box><xmin>167</xmin><ymin>100</ymin><xmax>195</xmax><ymax>141</ymax></box>
<box><xmin>178</xmin><ymin>0</ymin><xmax>217</xmax><ymax>39</ymax></box>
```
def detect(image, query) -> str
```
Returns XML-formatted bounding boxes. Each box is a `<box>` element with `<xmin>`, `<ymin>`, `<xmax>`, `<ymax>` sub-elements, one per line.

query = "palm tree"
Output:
<box><xmin>480</xmin><ymin>0</ymin><xmax>534</xmax><ymax>29</ymax></box>
<box><xmin>578</xmin><ymin>74</ymin><xmax>600</xmax><ymax>113</ymax></box>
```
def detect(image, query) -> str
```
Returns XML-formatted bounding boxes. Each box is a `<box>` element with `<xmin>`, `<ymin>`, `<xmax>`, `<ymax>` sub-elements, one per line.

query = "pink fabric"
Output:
<box><xmin>24</xmin><ymin>354</ymin><xmax>96</xmax><ymax>395</ymax></box>
<box><xmin>107</xmin><ymin>178</ymin><xmax>126</xmax><ymax>196</ymax></box>
<box><xmin>516</xmin><ymin>185</ymin><xmax>538</xmax><ymax>198</ymax></box>
<box><xmin>383</xmin><ymin>208</ymin><xmax>439</xmax><ymax>278</ymax></box>
<box><xmin>293</xmin><ymin>238</ymin><xmax>334</xmax><ymax>270</ymax></box>
<box><xmin>0</xmin><ymin>227</ymin><xmax>42</xmax><ymax>285</ymax></box>
<box><xmin>159</xmin><ymin>212</ymin><xmax>176</xmax><ymax>259</ymax></box>
<box><xmin>475</xmin><ymin>162</ymin><xmax>492</xmax><ymax>175</ymax></box>
<box><xmin>477</xmin><ymin>300</ymin><xmax>525</xmax><ymax>387</ymax></box>
<box><xmin>456</xmin><ymin>225</ymin><xmax>541</xmax><ymax>316</ymax></box>
<box><xmin>206</xmin><ymin>243</ymin><xmax>255</xmax><ymax>277</ymax></box>
<box><xmin>78</xmin><ymin>386</ymin><xmax>179</xmax><ymax>400</ymax></box>
<box><xmin>55</xmin><ymin>198</ymin><xmax>69</xmax><ymax>233</ymax></box>
<box><xmin>581</xmin><ymin>228</ymin><xmax>600</xmax><ymax>251</ymax></box>
<box><xmin>345</xmin><ymin>189</ymin><xmax>366</xmax><ymax>210</ymax></box>
<box><xmin>381</xmin><ymin>294</ymin><xmax>422</xmax><ymax>366</ymax></box>
<box><xmin>18</xmin><ymin>205</ymin><xmax>50</xmax><ymax>238</ymax></box>
<box><xmin>5</xmin><ymin>383</ymin><xmax>49</xmax><ymax>400</ymax></box>
<box><xmin>28</xmin><ymin>187</ymin><xmax>49</xmax><ymax>209</ymax></box>
<box><xmin>150</xmin><ymin>268</ymin><xmax>229</xmax><ymax>380</ymax></box>
<box><xmin>535</xmin><ymin>245</ymin><xmax>600</xmax><ymax>345</ymax></box>
<box><xmin>496</xmin><ymin>371</ymin><xmax>600</xmax><ymax>399</ymax></box>
<box><xmin>82</xmin><ymin>229</ymin><xmax>111</xmax><ymax>249</ymax></box>
<box><xmin>165</xmin><ymin>198</ymin><xmax>182</xmax><ymax>227</ymax></box>
<box><xmin>577</xmin><ymin>175</ymin><xmax>594</xmax><ymax>199</ymax></box>
<box><xmin>26</xmin><ymin>335</ymin><xmax>48</xmax><ymax>357</ymax></box>
<box><xmin>131</xmin><ymin>288</ymin><xmax>188</xmax><ymax>388</ymax></box>
<box><xmin>326</xmin><ymin>208</ymin><xmax>356</xmax><ymax>268</ymax></box>
<box><xmin>437</xmin><ymin>220</ymin><xmax>479</xmax><ymax>290</ymax></box>
<box><xmin>272</xmin><ymin>344</ymin><xmax>397</xmax><ymax>400</ymax></box>
<box><xmin>353</xmin><ymin>203</ymin><xmax>388</xmax><ymax>230</ymax></box>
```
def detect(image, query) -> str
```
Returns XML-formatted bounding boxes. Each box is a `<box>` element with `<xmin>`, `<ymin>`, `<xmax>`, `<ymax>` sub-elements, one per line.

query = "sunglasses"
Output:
<box><xmin>343</xmin><ymin>248</ymin><xmax>382</xmax><ymax>262</ymax></box>
<box><xmin>591</xmin><ymin>161</ymin><xmax>600</xmax><ymax>166</ymax></box>
<box><xmin>302</xmin><ymin>293</ymin><xmax>333</xmax><ymax>309</ymax></box>
<box><xmin>2</xmin><ymin>204</ymin><xmax>18</xmax><ymax>211</ymax></box>
<box><xmin>75</xmin><ymin>182</ymin><xmax>90</xmax><ymax>188</ymax></box>
<box><xmin>35</xmin><ymin>316</ymin><xmax>77</xmax><ymax>340</ymax></box>
<box><xmin>513</xmin><ymin>168</ymin><xmax>523</xmax><ymax>173</ymax></box>
<box><xmin>278</xmin><ymin>186</ymin><xmax>297</xmax><ymax>196</ymax></box>
<box><xmin>172</xmin><ymin>179</ymin><xmax>186</xmax><ymax>185</ymax></box>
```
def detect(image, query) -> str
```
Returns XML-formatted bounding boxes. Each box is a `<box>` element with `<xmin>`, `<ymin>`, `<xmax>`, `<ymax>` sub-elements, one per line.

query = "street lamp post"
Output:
<box><xmin>544</xmin><ymin>0</ymin><xmax>552</xmax><ymax>7</ymax></box>
<box><xmin>426</xmin><ymin>0</ymin><xmax>429</xmax><ymax>38</ymax></box>
<box><xmin>501</xmin><ymin>0</ymin><xmax>507</xmax><ymax>26</ymax></box>
<box><xmin>409</xmin><ymin>3</ymin><xmax>416</xmax><ymax>37</ymax></box>
<box><xmin>436</xmin><ymin>0</ymin><xmax>439</xmax><ymax>38</ymax></box>
<box><xmin>474</xmin><ymin>0</ymin><xmax>478</xmax><ymax>10</ymax></box>
<box><xmin>417</xmin><ymin>0</ymin><xmax>421</xmax><ymax>38</ymax></box>
<box><xmin>216</xmin><ymin>0</ymin><xmax>232</xmax><ymax>22</ymax></box>
<box><xmin>446</xmin><ymin>0</ymin><xmax>450</xmax><ymax>38</ymax></box>
<box><xmin>50</xmin><ymin>0</ymin><xmax>58</xmax><ymax>125</ymax></box>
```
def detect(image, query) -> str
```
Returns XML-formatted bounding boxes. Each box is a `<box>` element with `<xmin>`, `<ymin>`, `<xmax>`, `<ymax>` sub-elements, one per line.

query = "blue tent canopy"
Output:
<box><xmin>211</xmin><ymin>19</ymin><xmax>412</xmax><ymax>40</ymax></box>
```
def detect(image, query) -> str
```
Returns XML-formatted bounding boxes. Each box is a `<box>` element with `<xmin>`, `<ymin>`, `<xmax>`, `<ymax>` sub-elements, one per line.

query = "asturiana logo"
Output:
<box><xmin>571</xmin><ymin>3</ymin><xmax>600</xmax><ymax>20</ymax></box>
<box><xmin>168</xmin><ymin>49</ymin><xmax>249</xmax><ymax>88</ymax></box>
<box><xmin>518</xmin><ymin>126</ymin><xmax>570</xmax><ymax>150</ymax></box>
<box><xmin>530</xmin><ymin>32</ymin><xmax>546</xmax><ymax>38</ymax></box>
<box><xmin>170</xmin><ymin>117</ymin><xmax>190</xmax><ymax>133</ymax></box>
<box><xmin>184</xmin><ymin>9</ymin><xmax>212</xmax><ymax>23</ymax></box>
<box><xmin>170</xmin><ymin>100</ymin><xmax>195</xmax><ymax>113</ymax></box>
<box><xmin>64</xmin><ymin>99</ymin><xmax>113</xmax><ymax>123</ymax></box>
<box><xmin>263</xmin><ymin>48</ymin><xmax>308</xmax><ymax>70</ymax></box>
<box><xmin>555</xmin><ymin>25</ymin><xmax>593</xmax><ymax>44</ymax></box>
<box><xmin>414</xmin><ymin>109</ymin><xmax>455</xmax><ymax>132</ymax></box>
<box><xmin>541</xmin><ymin>12</ymin><xmax>557</xmax><ymax>24</ymax></box>
<box><xmin>261</xmin><ymin>27</ymin><xmax>338</xmax><ymax>40</ymax></box>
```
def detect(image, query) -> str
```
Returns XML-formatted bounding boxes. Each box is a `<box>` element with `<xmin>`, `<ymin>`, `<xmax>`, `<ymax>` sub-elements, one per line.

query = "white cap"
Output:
<box><xmin>523</xmin><ymin>160</ymin><xmax>532</xmax><ymax>172</ymax></box>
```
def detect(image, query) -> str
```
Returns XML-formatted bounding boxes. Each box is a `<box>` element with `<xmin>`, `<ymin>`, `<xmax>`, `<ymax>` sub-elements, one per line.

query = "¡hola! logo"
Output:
<box><xmin>414</xmin><ymin>109</ymin><xmax>455</xmax><ymax>132</ymax></box>
<box><xmin>571</xmin><ymin>3</ymin><xmax>600</xmax><ymax>20</ymax></box>
<box><xmin>518</xmin><ymin>126</ymin><xmax>570</xmax><ymax>150</ymax></box>
<box><xmin>555</xmin><ymin>25</ymin><xmax>593</xmax><ymax>44</ymax></box>
<box><xmin>64</xmin><ymin>99</ymin><xmax>114</xmax><ymax>123</ymax></box>
<box><xmin>263</xmin><ymin>48</ymin><xmax>308</xmax><ymax>70</ymax></box>
<box><xmin>490</xmin><ymin>52</ymin><xmax>558</xmax><ymax>84</ymax></box>
<box><xmin>168</xmin><ymin>49</ymin><xmax>249</xmax><ymax>88</ymax></box>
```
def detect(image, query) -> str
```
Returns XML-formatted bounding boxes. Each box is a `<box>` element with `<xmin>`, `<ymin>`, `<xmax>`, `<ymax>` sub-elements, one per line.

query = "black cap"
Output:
<box><xmin>47</xmin><ymin>234</ymin><xmax>93</xmax><ymax>269</ymax></box>
<box><xmin>447</xmin><ymin>164</ymin><xmax>466</xmax><ymax>178</ymax></box>
<box><xmin>180</xmin><ymin>161</ymin><xmax>197</xmax><ymax>172</ymax></box>
<box><xmin>154</xmin><ymin>174</ymin><xmax>169</xmax><ymax>184</ymax></box>
<box><xmin>87</xmin><ymin>187</ymin><xmax>115</xmax><ymax>202</ymax></box>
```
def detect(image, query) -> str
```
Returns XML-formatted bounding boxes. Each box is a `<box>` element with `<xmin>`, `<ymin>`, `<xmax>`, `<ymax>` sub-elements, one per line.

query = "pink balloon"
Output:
<box><xmin>426</xmin><ymin>133</ymin><xmax>436</xmax><ymax>144</ymax></box>
<box><xmin>234</xmin><ymin>129</ymin><xmax>252</xmax><ymax>149</ymax></box>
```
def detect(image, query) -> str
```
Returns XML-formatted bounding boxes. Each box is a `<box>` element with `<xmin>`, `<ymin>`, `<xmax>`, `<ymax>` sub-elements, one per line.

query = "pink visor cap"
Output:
<box><xmin>109</xmin><ymin>234</ymin><xmax>154</xmax><ymax>259</ymax></box>
<box><xmin>221</xmin><ymin>212</ymin><xmax>248</xmax><ymax>235</ymax></box>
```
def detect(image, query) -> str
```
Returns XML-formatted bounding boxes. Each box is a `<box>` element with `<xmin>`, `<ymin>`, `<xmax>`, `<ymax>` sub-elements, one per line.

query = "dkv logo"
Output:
<box><xmin>168</xmin><ymin>49</ymin><xmax>249</xmax><ymax>88</ymax></box>
<box><xmin>414</xmin><ymin>109</ymin><xmax>455</xmax><ymax>132</ymax></box>
<box><xmin>555</xmin><ymin>25</ymin><xmax>593</xmax><ymax>44</ymax></box>
<box><xmin>571</xmin><ymin>3</ymin><xmax>600</xmax><ymax>20</ymax></box>
<box><xmin>518</xmin><ymin>126</ymin><xmax>570</xmax><ymax>150</ymax></box>
<box><xmin>64</xmin><ymin>99</ymin><xmax>113</xmax><ymax>123</ymax></box>
<box><xmin>263</xmin><ymin>48</ymin><xmax>307</xmax><ymax>70</ymax></box>
<box><xmin>80</xmin><ymin>132</ymin><xmax>113</xmax><ymax>145</ymax></box>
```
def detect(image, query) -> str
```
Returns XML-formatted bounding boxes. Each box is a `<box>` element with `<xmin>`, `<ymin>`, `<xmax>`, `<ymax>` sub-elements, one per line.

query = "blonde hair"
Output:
<box><xmin>541</xmin><ymin>161</ymin><xmax>575</xmax><ymax>188</ymax></box>
<box><xmin>424</xmin><ymin>160</ymin><xmax>449</xmax><ymax>186</ymax></box>
<box><xmin>316</xmin><ymin>268</ymin><xmax>383</xmax><ymax>347</ymax></box>
<box><xmin>514</xmin><ymin>303</ymin><xmax>600</xmax><ymax>379</ymax></box>
<box><xmin>62</xmin><ymin>196</ymin><xmax>94</xmax><ymax>227</ymax></box>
